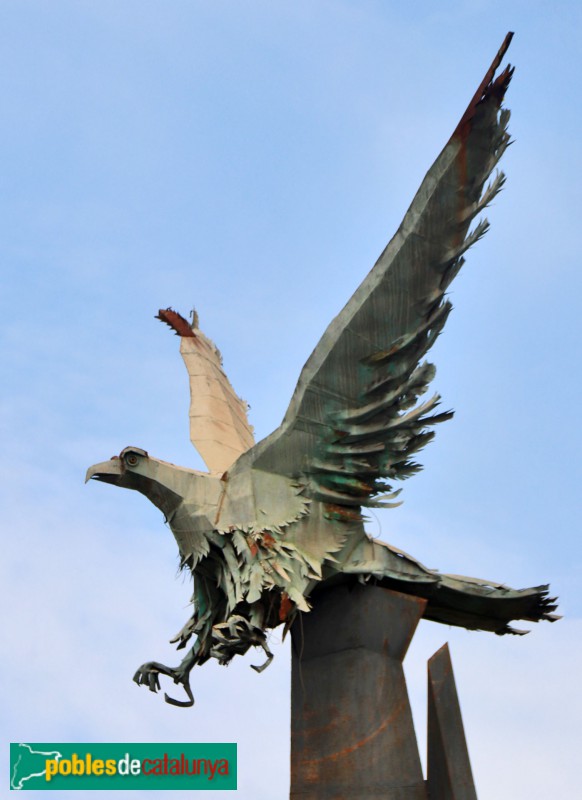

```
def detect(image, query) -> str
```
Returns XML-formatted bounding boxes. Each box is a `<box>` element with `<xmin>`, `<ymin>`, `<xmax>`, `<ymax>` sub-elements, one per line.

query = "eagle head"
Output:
<box><xmin>86</xmin><ymin>447</ymin><xmax>224</xmax><ymax>561</ymax></box>
<box><xmin>85</xmin><ymin>446</ymin><xmax>181</xmax><ymax>515</ymax></box>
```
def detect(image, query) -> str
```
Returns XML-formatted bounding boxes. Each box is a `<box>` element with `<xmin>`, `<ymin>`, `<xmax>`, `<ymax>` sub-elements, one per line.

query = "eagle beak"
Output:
<box><xmin>85</xmin><ymin>457</ymin><xmax>123</xmax><ymax>484</ymax></box>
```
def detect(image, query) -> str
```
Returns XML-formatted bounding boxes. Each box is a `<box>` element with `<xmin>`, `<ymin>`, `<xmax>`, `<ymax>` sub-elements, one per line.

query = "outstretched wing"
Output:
<box><xmin>234</xmin><ymin>34</ymin><xmax>514</xmax><ymax>512</ymax></box>
<box><xmin>157</xmin><ymin>309</ymin><xmax>255</xmax><ymax>473</ymax></box>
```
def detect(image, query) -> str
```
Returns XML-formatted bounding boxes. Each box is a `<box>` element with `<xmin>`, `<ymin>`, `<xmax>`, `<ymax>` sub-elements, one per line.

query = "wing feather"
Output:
<box><xmin>157</xmin><ymin>308</ymin><xmax>255</xmax><ymax>473</ymax></box>
<box><xmin>233</xmin><ymin>34</ymin><xmax>514</xmax><ymax>510</ymax></box>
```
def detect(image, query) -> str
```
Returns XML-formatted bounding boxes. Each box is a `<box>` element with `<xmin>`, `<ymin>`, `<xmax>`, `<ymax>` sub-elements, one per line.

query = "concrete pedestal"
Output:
<box><xmin>427</xmin><ymin>644</ymin><xmax>477</xmax><ymax>800</ymax></box>
<box><xmin>290</xmin><ymin>584</ymin><xmax>428</xmax><ymax>800</ymax></box>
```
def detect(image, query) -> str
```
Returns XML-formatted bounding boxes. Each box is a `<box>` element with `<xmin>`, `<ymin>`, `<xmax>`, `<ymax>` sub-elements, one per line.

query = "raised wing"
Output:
<box><xmin>157</xmin><ymin>308</ymin><xmax>255</xmax><ymax>473</ymax></box>
<box><xmin>234</xmin><ymin>34</ymin><xmax>514</xmax><ymax>512</ymax></box>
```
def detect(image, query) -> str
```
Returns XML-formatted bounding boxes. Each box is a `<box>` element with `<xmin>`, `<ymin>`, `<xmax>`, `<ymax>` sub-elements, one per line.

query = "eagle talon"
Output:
<box><xmin>133</xmin><ymin>661</ymin><xmax>195</xmax><ymax>707</ymax></box>
<box><xmin>251</xmin><ymin>641</ymin><xmax>274</xmax><ymax>673</ymax></box>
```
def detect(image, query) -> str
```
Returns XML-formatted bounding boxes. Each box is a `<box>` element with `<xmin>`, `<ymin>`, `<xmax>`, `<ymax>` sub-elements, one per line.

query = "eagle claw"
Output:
<box><xmin>133</xmin><ymin>661</ymin><xmax>195</xmax><ymax>707</ymax></box>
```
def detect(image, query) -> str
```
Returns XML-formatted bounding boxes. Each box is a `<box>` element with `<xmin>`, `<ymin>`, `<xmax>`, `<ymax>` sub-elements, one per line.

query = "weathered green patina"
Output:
<box><xmin>87</xmin><ymin>33</ymin><xmax>558</xmax><ymax>707</ymax></box>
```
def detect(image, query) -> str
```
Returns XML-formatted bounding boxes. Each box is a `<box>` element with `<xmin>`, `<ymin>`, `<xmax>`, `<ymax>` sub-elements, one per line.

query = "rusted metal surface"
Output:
<box><xmin>156</xmin><ymin>307</ymin><xmax>196</xmax><ymax>337</ymax></box>
<box><xmin>452</xmin><ymin>31</ymin><xmax>514</xmax><ymax>141</ymax></box>
<box><xmin>427</xmin><ymin>644</ymin><xmax>477</xmax><ymax>800</ymax></box>
<box><xmin>86</xmin><ymin>34</ymin><xmax>558</xmax><ymax>710</ymax></box>
<box><xmin>291</xmin><ymin>585</ymin><xmax>428</xmax><ymax>799</ymax></box>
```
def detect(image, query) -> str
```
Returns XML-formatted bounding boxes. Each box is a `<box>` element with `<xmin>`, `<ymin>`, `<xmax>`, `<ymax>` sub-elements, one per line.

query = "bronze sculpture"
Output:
<box><xmin>87</xmin><ymin>32</ymin><xmax>558</xmax><ymax>709</ymax></box>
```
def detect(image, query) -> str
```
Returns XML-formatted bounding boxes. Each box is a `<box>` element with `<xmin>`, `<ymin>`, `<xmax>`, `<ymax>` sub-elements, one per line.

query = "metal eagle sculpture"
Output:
<box><xmin>87</xmin><ymin>33</ymin><xmax>558</xmax><ymax>707</ymax></box>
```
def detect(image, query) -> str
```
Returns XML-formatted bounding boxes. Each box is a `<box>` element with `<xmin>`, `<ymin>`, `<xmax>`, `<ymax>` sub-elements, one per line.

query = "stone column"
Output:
<box><xmin>290</xmin><ymin>583</ymin><xmax>428</xmax><ymax>800</ymax></box>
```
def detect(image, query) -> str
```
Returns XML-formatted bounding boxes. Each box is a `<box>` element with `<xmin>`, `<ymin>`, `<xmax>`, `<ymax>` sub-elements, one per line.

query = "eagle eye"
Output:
<box><xmin>119</xmin><ymin>446</ymin><xmax>148</xmax><ymax>467</ymax></box>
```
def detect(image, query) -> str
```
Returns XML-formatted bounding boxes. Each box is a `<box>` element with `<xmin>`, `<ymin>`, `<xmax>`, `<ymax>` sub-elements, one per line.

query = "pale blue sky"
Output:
<box><xmin>2</xmin><ymin>2</ymin><xmax>581</xmax><ymax>798</ymax></box>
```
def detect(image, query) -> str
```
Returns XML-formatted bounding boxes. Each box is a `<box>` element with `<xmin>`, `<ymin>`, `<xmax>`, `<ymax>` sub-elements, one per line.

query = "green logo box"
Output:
<box><xmin>10</xmin><ymin>743</ymin><xmax>237</xmax><ymax>791</ymax></box>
